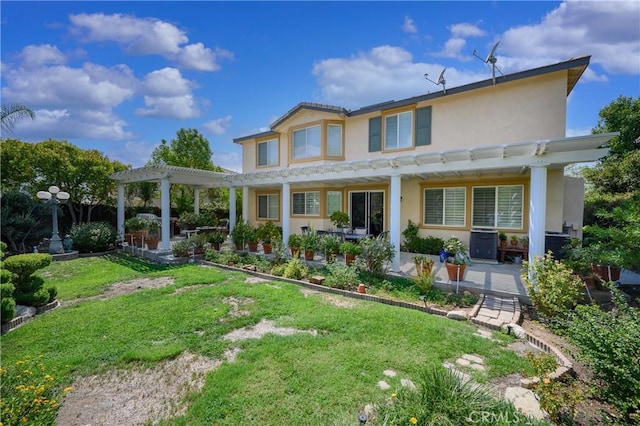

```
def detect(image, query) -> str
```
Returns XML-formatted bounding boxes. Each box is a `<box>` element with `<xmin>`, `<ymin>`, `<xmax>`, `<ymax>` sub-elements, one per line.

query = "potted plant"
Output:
<box><xmin>172</xmin><ymin>239</ymin><xmax>193</xmax><ymax>258</ymax></box>
<box><xmin>287</xmin><ymin>233</ymin><xmax>302</xmax><ymax>258</ymax></box>
<box><xmin>231</xmin><ymin>220</ymin><xmax>251</xmax><ymax>250</ymax></box>
<box><xmin>145</xmin><ymin>219</ymin><xmax>161</xmax><ymax>250</ymax></box>
<box><xmin>178</xmin><ymin>212</ymin><xmax>199</xmax><ymax>231</ymax></box>
<box><xmin>412</xmin><ymin>254</ymin><xmax>434</xmax><ymax>277</ymax></box>
<box><xmin>245</xmin><ymin>225</ymin><xmax>259</xmax><ymax>252</ymax></box>
<box><xmin>519</xmin><ymin>236</ymin><xmax>529</xmax><ymax>250</ymax></box>
<box><xmin>339</xmin><ymin>241</ymin><xmax>361</xmax><ymax>266</ymax></box>
<box><xmin>192</xmin><ymin>234</ymin><xmax>207</xmax><ymax>255</ymax></box>
<box><xmin>510</xmin><ymin>235</ymin><xmax>519</xmax><ymax>247</ymax></box>
<box><xmin>301</xmin><ymin>229</ymin><xmax>320</xmax><ymax>261</ymax></box>
<box><xmin>499</xmin><ymin>232</ymin><xmax>507</xmax><ymax>249</ymax></box>
<box><xmin>206</xmin><ymin>231</ymin><xmax>226</xmax><ymax>250</ymax></box>
<box><xmin>330</xmin><ymin>211</ymin><xmax>350</xmax><ymax>231</ymax></box>
<box><xmin>124</xmin><ymin>217</ymin><xmax>147</xmax><ymax>247</ymax></box>
<box><xmin>443</xmin><ymin>236</ymin><xmax>469</xmax><ymax>281</ymax></box>
<box><xmin>321</xmin><ymin>234</ymin><xmax>341</xmax><ymax>263</ymax></box>
<box><xmin>256</xmin><ymin>221</ymin><xmax>279</xmax><ymax>254</ymax></box>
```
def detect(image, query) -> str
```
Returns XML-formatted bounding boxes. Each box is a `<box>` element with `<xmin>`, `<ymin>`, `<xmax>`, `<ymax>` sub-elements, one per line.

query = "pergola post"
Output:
<box><xmin>390</xmin><ymin>174</ymin><xmax>402</xmax><ymax>272</ymax></box>
<box><xmin>194</xmin><ymin>188</ymin><xmax>200</xmax><ymax>214</ymax></box>
<box><xmin>160</xmin><ymin>177</ymin><xmax>171</xmax><ymax>252</ymax></box>
<box><xmin>242</xmin><ymin>186</ymin><xmax>249</xmax><ymax>222</ymax></box>
<box><xmin>229</xmin><ymin>187</ymin><xmax>236</xmax><ymax>235</ymax></box>
<box><xmin>282</xmin><ymin>182</ymin><xmax>290</xmax><ymax>248</ymax></box>
<box><xmin>529</xmin><ymin>163</ymin><xmax>548</xmax><ymax>264</ymax></box>
<box><xmin>117</xmin><ymin>184</ymin><xmax>125</xmax><ymax>241</ymax></box>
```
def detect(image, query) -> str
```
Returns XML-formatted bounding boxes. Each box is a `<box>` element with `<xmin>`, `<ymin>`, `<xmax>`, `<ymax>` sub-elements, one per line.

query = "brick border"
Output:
<box><xmin>1</xmin><ymin>299</ymin><xmax>60</xmax><ymax>335</ymax></box>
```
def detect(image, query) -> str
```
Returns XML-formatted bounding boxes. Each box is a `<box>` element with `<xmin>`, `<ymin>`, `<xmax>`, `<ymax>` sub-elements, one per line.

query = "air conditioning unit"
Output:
<box><xmin>545</xmin><ymin>232</ymin><xmax>571</xmax><ymax>260</ymax></box>
<box><xmin>470</xmin><ymin>228</ymin><xmax>498</xmax><ymax>261</ymax></box>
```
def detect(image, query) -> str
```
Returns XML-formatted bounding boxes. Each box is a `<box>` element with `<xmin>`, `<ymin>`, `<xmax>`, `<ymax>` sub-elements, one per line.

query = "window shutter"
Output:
<box><xmin>368</xmin><ymin>116</ymin><xmax>382</xmax><ymax>152</ymax></box>
<box><xmin>415</xmin><ymin>106</ymin><xmax>432</xmax><ymax>146</ymax></box>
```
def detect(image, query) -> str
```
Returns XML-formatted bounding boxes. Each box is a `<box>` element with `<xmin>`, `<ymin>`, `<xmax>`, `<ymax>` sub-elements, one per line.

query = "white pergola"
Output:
<box><xmin>111</xmin><ymin>132</ymin><xmax>616</xmax><ymax>268</ymax></box>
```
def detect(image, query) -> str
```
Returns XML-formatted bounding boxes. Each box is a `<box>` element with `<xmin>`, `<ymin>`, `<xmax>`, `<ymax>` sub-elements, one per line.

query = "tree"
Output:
<box><xmin>0</xmin><ymin>190</ymin><xmax>50</xmax><ymax>253</ymax></box>
<box><xmin>1</xmin><ymin>103</ymin><xmax>35</xmax><ymax>133</ymax></box>
<box><xmin>0</xmin><ymin>139</ymin><xmax>37</xmax><ymax>192</ymax></box>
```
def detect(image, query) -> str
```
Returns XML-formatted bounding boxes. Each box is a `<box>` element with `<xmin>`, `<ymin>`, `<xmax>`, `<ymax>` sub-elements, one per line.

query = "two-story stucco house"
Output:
<box><xmin>112</xmin><ymin>55</ymin><xmax>615</xmax><ymax>271</ymax></box>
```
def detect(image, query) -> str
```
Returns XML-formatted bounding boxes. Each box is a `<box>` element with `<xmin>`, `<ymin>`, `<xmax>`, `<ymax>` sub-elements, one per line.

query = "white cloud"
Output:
<box><xmin>202</xmin><ymin>115</ymin><xmax>232</xmax><ymax>135</ymax></box>
<box><xmin>501</xmin><ymin>1</ymin><xmax>639</xmax><ymax>74</ymax></box>
<box><xmin>136</xmin><ymin>95</ymin><xmax>199</xmax><ymax>119</ymax></box>
<box><xmin>141</xmin><ymin>67</ymin><xmax>195</xmax><ymax>97</ymax></box>
<box><xmin>449</xmin><ymin>23</ymin><xmax>486</xmax><ymax>38</ymax></box>
<box><xmin>69</xmin><ymin>13</ymin><xmax>232</xmax><ymax>71</ymax></box>
<box><xmin>211</xmin><ymin>150</ymin><xmax>242</xmax><ymax>172</ymax></box>
<box><xmin>402</xmin><ymin>16</ymin><xmax>417</xmax><ymax>34</ymax></box>
<box><xmin>106</xmin><ymin>140</ymin><xmax>156</xmax><ymax>168</ymax></box>
<box><xmin>19</xmin><ymin>44</ymin><xmax>66</xmax><ymax>68</ymax></box>
<box><xmin>313</xmin><ymin>45</ymin><xmax>486</xmax><ymax>108</ymax></box>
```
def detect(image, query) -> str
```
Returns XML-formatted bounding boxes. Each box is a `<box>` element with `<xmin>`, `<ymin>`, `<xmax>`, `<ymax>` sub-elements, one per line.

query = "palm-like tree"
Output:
<box><xmin>1</xmin><ymin>103</ymin><xmax>35</xmax><ymax>133</ymax></box>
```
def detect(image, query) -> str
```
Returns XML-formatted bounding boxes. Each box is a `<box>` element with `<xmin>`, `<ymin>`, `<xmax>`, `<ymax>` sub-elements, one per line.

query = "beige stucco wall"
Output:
<box><xmin>239</xmin><ymin>71</ymin><xmax>569</xmax><ymax>173</ymax></box>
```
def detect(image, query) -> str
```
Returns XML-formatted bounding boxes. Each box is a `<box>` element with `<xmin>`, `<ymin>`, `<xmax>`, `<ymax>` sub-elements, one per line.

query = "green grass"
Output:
<box><xmin>2</xmin><ymin>254</ymin><xmax>533</xmax><ymax>425</ymax></box>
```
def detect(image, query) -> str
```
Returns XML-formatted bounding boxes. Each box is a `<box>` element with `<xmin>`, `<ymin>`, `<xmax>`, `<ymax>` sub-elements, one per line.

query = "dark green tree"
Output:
<box><xmin>0</xmin><ymin>190</ymin><xmax>50</xmax><ymax>253</ymax></box>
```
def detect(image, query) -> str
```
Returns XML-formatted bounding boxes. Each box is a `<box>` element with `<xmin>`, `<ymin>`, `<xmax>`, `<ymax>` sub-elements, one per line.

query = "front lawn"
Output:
<box><xmin>1</xmin><ymin>254</ymin><xmax>534</xmax><ymax>425</ymax></box>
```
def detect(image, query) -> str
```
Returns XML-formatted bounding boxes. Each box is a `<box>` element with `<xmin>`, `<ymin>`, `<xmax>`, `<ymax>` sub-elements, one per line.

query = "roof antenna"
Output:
<box><xmin>473</xmin><ymin>41</ymin><xmax>503</xmax><ymax>85</ymax></box>
<box><xmin>424</xmin><ymin>68</ymin><xmax>447</xmax><ymax>94</ymax></box>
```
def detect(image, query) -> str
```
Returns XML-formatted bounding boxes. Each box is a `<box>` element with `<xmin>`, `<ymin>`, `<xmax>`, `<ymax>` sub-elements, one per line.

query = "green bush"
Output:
<box><xmin>46</xmin><ymin>286</ymin><xmax>57</xmax><ymax>303</ymax></box>
<box><xmin>15</xmin><ymin>284</ymin><xmax>49</xmax><ymax>307</ymax></box>
<box><xmin>1</xmin><ymin>296</ymin><xmax>16</xmax><ymax>324</ymax></box>
<box><xmin>69</xmin><ymin>221</ymin><xmax>118</xmax><ymax>253</ymax></box>
<box><xmin>401</xmin><ymin>220</ymin><xmax>444</xmax><ymax>255</ymax></box>
<box><xmin>355</xmin><ymin>235</ymin><xmax>394</xmax><ymax>278</ymax></box>
<box><xmin>282</xmin><ymin>259</ymin><xmax>308</xmax><ymax>280</ymax></box>
<box><xmin>3</xmin><ymin>253</ymin><xmax>52</xmax><ymax>284</ymax></box>
<box><xmin>0</xmin><ymin>282</ymin><xmax>15</xmax><ymax>298</ymax></box>
<box><xmin>522</xmin><ymin>252</ymin><xmax>583</xmax><ymax>319</ymax></box>
<box><xmin>413</xmin><ymin>273</ymin><xmax>435</xmax><ymax>294</ymax></box>
<box><xmin>0</xmin><ymin>268</ymin><xmax>12</xmax><ymax>284</ymax></box>
<box><xmin>564</xmin><ymin>286</ymin><xmax>640</xmax><ymax>420</ymax></box>
<box><xmin>324</xmin><ymin>263</ymin><xmax>359</xmax><ymax>290</ymax></box>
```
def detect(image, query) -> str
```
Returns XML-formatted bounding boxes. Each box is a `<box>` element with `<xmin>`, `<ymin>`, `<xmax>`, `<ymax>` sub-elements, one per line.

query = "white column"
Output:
<box><xmin>390</xmin><ymin>174</ymin><xmax>402</xmax><ymax>272</ymax></box>
<box><xmin>282</xmin><ymin>182</ymin><xmax>291</xmax><ymax>247</ymax></box>
<box><xmin>160</xmin><ymin>177</ymin><xmax>171</xmax><ymax>252</ymax></box>
<box><xmin>242</xmin><ymin>186</ymin><xmax>249</xmax><ymax>222</ymax></box>
<box><xmin>193</xmin><ymin>188</ymin><xmax>200</xmax><ymax>214</ymax></box>
<box><xmin>117</xmin><ymin>184</ymin><xmax>125</xmax><ymax>241</ymax></box>
<box><xmin>529</xmin><ymin>163</ymin><xmax>548</xmax><ymax>263</ymax></box>
<box><xmin>229</xmin><ymin>187</ymin><xmax>236</xmax><ymax>234</ymax></box>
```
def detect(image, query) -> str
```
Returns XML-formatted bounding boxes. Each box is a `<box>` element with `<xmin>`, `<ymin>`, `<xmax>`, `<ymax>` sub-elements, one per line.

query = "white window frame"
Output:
<box><xmin>292</xmin><ymin>191</ymin><xmax>320</xmax><ymax>216</ymax></box>
<box><xmin>292</xmin><ymin>125</ymin><xmax>321</xmax><ymax>159</ymax></box>
<box><xmin>423</xmin><ymin>187</ymin><xmax>466</xmax><ymax>226</ymax></box>
<box><xmin>257</xmin><ymin>194</ymin><xmax>279</xmax><ymax>220</ymax></box>
<box><xmin>384</xmin><ymin>111</ymin><xmax>413</xmax><ymax>150</ymax></box>
<box><xmin>326</xmin><ymin>124</ymin><xmax>343</xmax><ymax>157</ymax></box>
<box><xmin>472</xmin><ymin>185</ymin><xmax>524</xmax><ymax>229</ymax></box>
<box><xmin>257</xmin><ymin>138</ymin><xmax>278</xmax><ymax>167</ymax></box>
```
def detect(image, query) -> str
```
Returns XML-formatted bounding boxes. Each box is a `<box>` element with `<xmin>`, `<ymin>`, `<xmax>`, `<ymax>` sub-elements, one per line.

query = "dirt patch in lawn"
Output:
<box><xmin>222</xmin><ymin>318</ymin><xmax>318</xmax><ymax>342</ymax></box>
<box><xmin>62</xmin><ymin>277</ymin><xmax>175</xmax><ymax>306</ymax></box>
<box><xmin>56</xmin><ymin>350</ymin><xmax>232</xmax><ymax>426</ymax></box>
<box><xmin>300</xmin><ymin>288</ymin><xmax>357</xmax><ymax>308</ymax></box>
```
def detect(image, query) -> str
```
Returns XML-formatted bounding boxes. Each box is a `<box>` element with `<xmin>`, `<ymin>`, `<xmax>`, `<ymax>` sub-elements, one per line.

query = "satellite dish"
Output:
<box><xmin>424</xmin><ymin>67</ymin><xmax>447</xmax><ymax>94</ymax></box>
<box><xmin>473</xmin><ymin>41</ymin><xmax>504</xmax><ymax>85</ymax></box>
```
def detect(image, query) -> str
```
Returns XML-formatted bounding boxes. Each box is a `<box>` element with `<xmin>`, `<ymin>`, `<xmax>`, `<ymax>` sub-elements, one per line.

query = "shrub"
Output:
<box><xmin>0</xmin><ymin>268</ymin><xmax>12</xmax><ymax>284</ymax></box>
<box><xmin>324</xmin><ymin>263</ymin><xmax>359</xmax><ymax>290</ymax></box>
<box><xmin>69</xmin><ymin>221</ymin><xmax>117</xmax><ymax>253</ymax></box>
<box><xmin>376</xmin><ymin>366</ymin><xmax>542</xmax><ymax>425</ymax></box>
<box><xmin>0</xmin><ymin>355</ymin><xmax>72</xmax><ymax>425</ymax></box>
<box><xmin>564</xmin><ymin>285</ymin><xmax>640</xmax><ymax>420</ymax></box>
<box><xmin>401</xmin><ymin>220</ymin><xmax>444</xmax><ymax>255</ymax></box>
<box><xmin>171</xmin><ymin>239</ymin><xmax>194</xmax><ymax>257</ymax></box>
<box><xmin>1</xmin><ymin>296</ymin><xmax>16</xmax><ymax>324</ymax></box>
<box><xmin>0</xmin><ymin>282</ymin><xmax>15</xmax><ymax>298</ymax></box>
<box><xmin>522</xmin><ymin>251</ymin><xmax>583</xmax><ymax>319</ymax></box>
<box><xmin>282</xmin><ymin>259</ymin><xmax>308</xmax><ymax>280</ymax></box>
<box><xmin>413</xmin><ymin>273</ymin><xmax>435</xmax><ymax>294</ymax></box>
<box><xmin>355</xmin><ymin>235</ymin><xmax>394</xmax><ymax>278</ymax></box>
<box><xmin>3</xmin><ymin>253</ymin><xmax>52</xmax><ymax>284</ymax></box>
<box><xmin>46</xmin><ymin>286</ymin><xmax>57</xmax><ymax>303</ymax></box>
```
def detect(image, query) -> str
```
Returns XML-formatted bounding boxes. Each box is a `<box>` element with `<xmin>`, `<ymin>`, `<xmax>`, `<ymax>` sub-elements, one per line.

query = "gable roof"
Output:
<box><xmin>233</xmin><ymin>55</ymin><xmax>590</xmax><ymax>144</ymax></box>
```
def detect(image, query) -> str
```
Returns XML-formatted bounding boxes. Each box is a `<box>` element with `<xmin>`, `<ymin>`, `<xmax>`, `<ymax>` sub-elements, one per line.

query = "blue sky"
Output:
<box><xmin>2</xmin><ymin>1</ymin><xmax>639</xmax><ymax>171</ymax></box>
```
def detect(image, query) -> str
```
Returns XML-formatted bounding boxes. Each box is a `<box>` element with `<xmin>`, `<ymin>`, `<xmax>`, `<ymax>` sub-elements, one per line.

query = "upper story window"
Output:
<box><xmin>257</xmin><ymin>138</ymin><xmax>278</xmax><ymax>167</ymax></box>
<box><xmin>369</xmin><ymin>106</ymin><xmax>431</xmax><ymax>153</ymax></box>
<box><xmin>384</xmin><ymin>111</ymin><xmax>413</xmax><ymax>150</ymax></box>
<box><xmin>424</xmin><ymin>187</ymin><xmax>466</xmax><ymax>227</ymax></box>
<box><xmin>472</xmin><ymin>185</ymin><xmax>523</xmax><ymax>229</ymax></box>
<box><xmin>327</xmin><ymin>124</ymin><xmax>343</xmax><ymax>156</ymax></box>
<box><xmin>292</xmin><ymin>191</ymin><xmax>320</xmax><ymax>216</ymax></box>
<box><xmin>293</xmin><ymin>125</ymin><xmax>321</xmax><ymax>159</ymax></box>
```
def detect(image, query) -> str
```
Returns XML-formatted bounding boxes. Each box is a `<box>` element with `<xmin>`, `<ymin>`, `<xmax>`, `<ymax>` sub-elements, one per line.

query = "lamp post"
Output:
<box><xmin>37</xmin><ymin>186</ymin><xmax>70</xmax><ymax>254</ymax></box>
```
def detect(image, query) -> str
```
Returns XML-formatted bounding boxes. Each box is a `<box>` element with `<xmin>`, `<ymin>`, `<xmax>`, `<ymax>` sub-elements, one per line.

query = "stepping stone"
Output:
<box><xmin>469</xmin><ymin>363</ymin><xmax>486</xmax><ymax>371</ymax></box>
<box><xmin>447</xmin><ymin>310</ymin><xmax>468</xmax><ymax>320</ymax></box>
<box><xmin>377</xmin><ymin>380</ymin><xmax>391</xmax><ymax>390</ymax></box>
<box><xmin>501</xmin><ymin>323</ymin><xmax>527</xmax><ymax>339</ymax></box>
<box><xmin>442</xmin><ymin>362</ymin><xmax>471</xmax><ymax>383</ymax></box>
<box><xmin>383</xmin><ymin>369</ymin><xmax>397</xmax><ymax>377</ymax></box>
<box><xmin>456</xmin><ymin>358</ymin><xmax>471</xmax><ymax>367</ymax></box>
<box><xmin>504</xmin><ymin>387</ymin><xmax>547</xmax><ymax>420</ymax></box>
<box><xmin>401</xmin><ymin>378</ymin><xmax>416</xmax><ymax>390</ymax></box>
<box><xmin>462</xmin><ymin>354</ymin><xmax>484</xmax><ymax>364</ymax></box>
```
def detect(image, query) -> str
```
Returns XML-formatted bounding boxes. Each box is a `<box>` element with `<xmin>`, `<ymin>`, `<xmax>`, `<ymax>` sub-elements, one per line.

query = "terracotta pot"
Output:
<box><xmin>304</xmin><ymin>249</ymin><xmax>315</xmax><ymax>261</ymax></box>
<box><xmin>510</xmin><ymin>240</ymin><xmax>518</xmax><ymax>247</ymax></box>
<box><xmin>248</xmin><ymin>242</ymin><xmax>259</xmax><ymax>252</ymax></box>
<box><xmin>146</xmin><ymin>238</ymin><xmax>159</xmax><ymax>250</ymax></box>
<box><xmin>194</xmin><ymin>247</ymin><xmax>204</xmax><ymax>255</ymax></box>
<box><xmin>290</xmin><ymin>246</ymin><xmax>300</xmax><ymax>258</ymax></box>
<box><xmin>581</xmin><ymin>275</ymin><xmax>596</xmax><ymax>290</ymax></box>
<box><xmin>235</xmin><ymin>242</ymin><xmax>244</xmax><ymax>251</ymax></box>
<box><xmin>445</xmin><ymin>262</ymin><xmax>466</xmax><ymax>281</ymax></box>
<box><xmin>357</xmin><ymin>284</ymin><xmax>366</xmax><ymax>293</ymax></box>
<box><xmin>263</xmin><ymin>243</ymin><xmax>272</xmax><ymax>254</ymax></box>
<box><xmin>414</xmin><ymin>260</ymin><xmax>434</xmax><ymax>277</ymax></box>
<box><xmin>345</xmin><ymin>253</ymin><xmax>356</xmax><ymax>266</ymax></box>
<box><xmin>500</xmin><ymin>241</ymin><xmax>507</xmax><ymax>249</ymax></box>
<box><xmin>211</xmin><ymin>242</ymin><xmax>221</xmax><ymax>251</ymax></box>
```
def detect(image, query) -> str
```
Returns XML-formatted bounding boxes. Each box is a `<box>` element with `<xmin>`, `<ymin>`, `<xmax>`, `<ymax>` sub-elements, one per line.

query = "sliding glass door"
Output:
<box><xmin>349</xmin><ymin>191</ymin><xmax>384</xmax><ymax>235</ymax></box>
